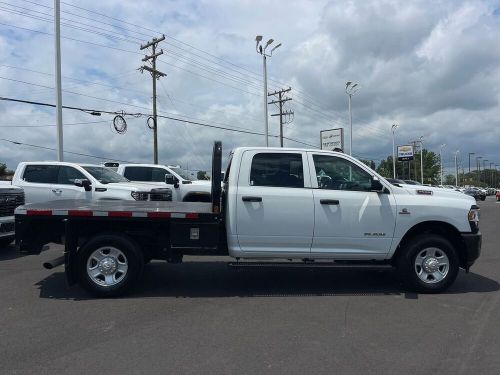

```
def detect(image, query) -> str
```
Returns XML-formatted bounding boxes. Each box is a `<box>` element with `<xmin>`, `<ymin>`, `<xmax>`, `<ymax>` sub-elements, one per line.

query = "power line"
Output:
<box><xmin>11</xmin><ymin>1</ymin><xmax>347</xmax><ymax>122</ymax></box>
<box><xmin>0</xmin><ymin>120</ymin><xmax>108</xmax><ymax>128</ymax></box>
<box><xmin>0</xmin><ymin>95</ymin><xmax>316</xmax><ymax>147</ymax></box>
<box><xmin>0</xmin><ymin>137</ymin><xmax>136</xmax><ymax>163</ymax></box>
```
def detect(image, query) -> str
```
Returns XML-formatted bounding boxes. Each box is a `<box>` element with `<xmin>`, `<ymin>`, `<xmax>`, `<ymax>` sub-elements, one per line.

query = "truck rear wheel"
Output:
<box><xmin>396</xmin><ymin>234</ymin><xmax>459</xmax><ymax>293</ymax></box>
<box><xmin>77</xmin><ymin>234</ymin><xmax>144</xmax><ymax>297</ymax></box>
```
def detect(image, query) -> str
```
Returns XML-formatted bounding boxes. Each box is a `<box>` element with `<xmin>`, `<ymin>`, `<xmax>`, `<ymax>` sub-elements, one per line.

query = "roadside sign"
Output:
<box><xmin>397</xmin><ymin>145</ymin><xmax>414</xmax><ymax>161</ymax></box>
<box><xmin>320</xmin><ymin>128</ymin><xmax>344</xmax><ymax>151</ymax></box>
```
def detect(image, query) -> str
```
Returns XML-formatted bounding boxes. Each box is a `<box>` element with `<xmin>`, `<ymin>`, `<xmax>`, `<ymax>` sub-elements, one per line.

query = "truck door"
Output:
<box><xmin>20</xmin><ymin>165</ymin><xmax>58</xmax><ymax>204</ymax></box>
<box><xmin>307</xmin><ymin>152</ymin><xmax>397</xmax><ymax>258</ymax></box>
<box><xmin>51</xmin><ymin>166</ymin><xmax>91</xmax><ymax>201</ymax></box>
<box><xmin>235</xmin><ymin>150</ymin><xmax>314</xmax><ymax>253</ymax></box>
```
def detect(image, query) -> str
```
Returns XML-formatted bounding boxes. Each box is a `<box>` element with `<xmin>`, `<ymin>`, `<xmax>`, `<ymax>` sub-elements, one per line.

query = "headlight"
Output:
<box><xmin>468</xmin><ymin>205</ymin><xmax>480</xmax><ymax>232</ymax></box>
<box><xmin>131</xmin><ymin>191</ymin><xmax>147</xmax><ymax>201</ymax></box>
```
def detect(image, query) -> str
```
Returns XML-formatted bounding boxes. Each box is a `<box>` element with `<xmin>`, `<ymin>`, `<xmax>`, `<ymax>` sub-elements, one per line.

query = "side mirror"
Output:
<box><xmin>371</xmin><ymin>177</ymin><xmax>385</xmax><ymax>193</ymax></box>
<box><xmin>165</xmin><ymin>174</ymin><xmax>179</xmax><ymax>188</ymax></box>
<box><xmin>74</xmin><ymin>179</ymin><xmax>92</xmax><ymax>192</ymax></box>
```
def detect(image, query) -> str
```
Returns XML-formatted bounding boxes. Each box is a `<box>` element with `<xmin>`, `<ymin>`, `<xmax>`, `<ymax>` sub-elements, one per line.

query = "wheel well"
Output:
<box><xmin>393</xmin><ymin>221</ymin><xmax>467</xmax><ymax>268</ymax></box>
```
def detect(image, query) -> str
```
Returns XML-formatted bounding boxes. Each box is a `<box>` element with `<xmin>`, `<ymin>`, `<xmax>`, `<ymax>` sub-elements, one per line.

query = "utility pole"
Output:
<box><xmin>54</xmin><ymin>0</ymin><xmax>63</xmax><ymax>161</ymax></box>
<box><xmin>268</xmin><ymin>87</ymin><xmax>293</xmax><ymax>147</ymax></box>
<box><xmin>140</xmin><ymin>35</ymin><xmax>166</xmax><ymax>164</ymax></box>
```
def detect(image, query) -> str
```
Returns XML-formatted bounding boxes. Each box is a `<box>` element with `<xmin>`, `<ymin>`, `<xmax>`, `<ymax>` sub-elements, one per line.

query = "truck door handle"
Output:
<box><xmin>52</xmin><ymin>189</ymin><xmax>62</xmax><ymax>194</ymax></box>
<box><xmin>242</xmin><ymin>196</ymin><xmax>262</xmax><ymax>202</ymax></box>
<box><xmin>320</xmin><ymin>199</ymin><xmax>339</xmax><ymax>205</ymax></box>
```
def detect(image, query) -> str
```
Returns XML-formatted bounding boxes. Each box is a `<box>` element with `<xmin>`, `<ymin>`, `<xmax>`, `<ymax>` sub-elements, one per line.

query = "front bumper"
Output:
<box><xmin>460</xmin><ymin>232</ymin><xmax>482</xmax><ymax>270</ymax></box>
<box><xmin>0</xmin><ymin>216</ymin><xmax>15</xmax><ymax>238</ymax></box>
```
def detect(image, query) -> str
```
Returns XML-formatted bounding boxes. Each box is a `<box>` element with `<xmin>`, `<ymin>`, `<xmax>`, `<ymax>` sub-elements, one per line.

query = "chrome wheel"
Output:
<box><xmin>414</xmin><ymin>247</ymin><xmax>449</xmax><ymax>284</ymax></box>
<box><xmin>86</xmin><ymin>246</ymin><xmax>128</xmax><ymax>287</ymax></box>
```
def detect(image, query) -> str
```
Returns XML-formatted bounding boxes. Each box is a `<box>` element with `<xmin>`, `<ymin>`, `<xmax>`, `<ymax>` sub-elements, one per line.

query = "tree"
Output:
<box><xmin>0</xmin><ymin>163</ymin><xmax>14</xmax><ymax>178</ymax></box>
<box><xmin>376</xmin><ymin>149</ymin><xmax>440</xmax><ymax>184</ymax></box>
<box><xmin>359</xmin><ymin>159</ymin><xmax>376</xmax><ymax>170</ymax></box>
<box><xmin>197</xmin><ymin>170</ymin><xmax>208</xmax><ymax>180</ymax></box>
<box><xmin>444</xmin><ymin>174</ymin><xmax>455</xmax><ymax>185</ymax></box>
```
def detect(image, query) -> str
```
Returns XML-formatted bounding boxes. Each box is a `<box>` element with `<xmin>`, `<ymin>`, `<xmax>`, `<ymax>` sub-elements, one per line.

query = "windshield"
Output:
<box><xmin>83</xmin><ymin>166</ymin><xmax>130</xmax><ymax>184</ymax></box>
<box><xmin>171</xmin><ymin>167</ymin><xmax>194</xmax><ymax>181</ymax></box>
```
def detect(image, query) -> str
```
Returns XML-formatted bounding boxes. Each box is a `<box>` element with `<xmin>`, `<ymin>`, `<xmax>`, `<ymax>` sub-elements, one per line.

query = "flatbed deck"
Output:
<box><xmin>15</xmin><ymin>199</ymin><xmax>216</xmax><ymax>220</ymax></box>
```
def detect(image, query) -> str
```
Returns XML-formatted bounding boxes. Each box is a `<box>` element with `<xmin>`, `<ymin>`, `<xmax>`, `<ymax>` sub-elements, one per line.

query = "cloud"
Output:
<box><xmin>0</xmin><ymin>0</ymin><xmax>500</xmax><ymax>180</ymax></box>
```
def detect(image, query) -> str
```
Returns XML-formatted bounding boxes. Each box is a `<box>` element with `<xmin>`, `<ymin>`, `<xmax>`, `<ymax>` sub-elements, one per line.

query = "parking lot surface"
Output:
<box><xmin>1</xmin><ymin>198</ymin><xmax>499</xmax><ymax>375</ymax></box>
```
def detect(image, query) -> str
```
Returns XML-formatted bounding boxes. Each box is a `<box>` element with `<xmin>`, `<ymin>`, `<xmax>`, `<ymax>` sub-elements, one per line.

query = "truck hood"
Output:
<box><xmin>189</xmin><ymin>180</ymin><xmax>211</xmax><ymax>186</ymax></box>
<box><xmin>397</xmin><ymin>184</ymin><xmax>474</xmax><ymax>201</ymax></box>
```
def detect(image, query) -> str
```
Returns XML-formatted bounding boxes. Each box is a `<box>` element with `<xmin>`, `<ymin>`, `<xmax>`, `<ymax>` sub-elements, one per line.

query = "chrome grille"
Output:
<box><xmin>0</xmin><ymin>190</ymin><xmax>25</xmax><ymax>217</ymax></box>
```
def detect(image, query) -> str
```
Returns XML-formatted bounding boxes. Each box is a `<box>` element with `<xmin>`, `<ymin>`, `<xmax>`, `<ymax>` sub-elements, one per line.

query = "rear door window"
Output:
<box><xmin>23</xmin><ymin>165</ymin><xmax>59</xmax><ymax>184</ymax></box>
<box><xmin>250</xmin><ymin>153</ymin><xmax>304</xmax><ymax>188</ymax></box>
<box><xmin>123</xmin><ymin>167</ymin><xmax>151</xmax><ymax>181</ymax></box>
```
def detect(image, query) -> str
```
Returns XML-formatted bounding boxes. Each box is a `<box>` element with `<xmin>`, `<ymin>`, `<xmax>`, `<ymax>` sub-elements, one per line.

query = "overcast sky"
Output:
<box><xmin>1</xmin><ymin>0</ymin><xmax>500</xmax><ymax>176</ymax></box>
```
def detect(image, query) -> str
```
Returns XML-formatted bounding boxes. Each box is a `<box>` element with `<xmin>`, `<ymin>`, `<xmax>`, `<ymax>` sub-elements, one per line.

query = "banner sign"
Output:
<box><xmin>320</xmin><ymin>128</ymin><xmax>344</xmax><ymax>151</ymax></box>
<box><xmin>397</xmin><ymin>145</ymin><xmax>414</xmax><ymax>161</ymax></box>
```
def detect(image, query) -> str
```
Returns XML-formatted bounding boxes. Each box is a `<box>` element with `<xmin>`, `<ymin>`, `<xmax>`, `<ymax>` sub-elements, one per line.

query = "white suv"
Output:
<box><xmin>12</xmin><ymin>162</ymin><xmax>172</xmax><ymax>204</ymax></box>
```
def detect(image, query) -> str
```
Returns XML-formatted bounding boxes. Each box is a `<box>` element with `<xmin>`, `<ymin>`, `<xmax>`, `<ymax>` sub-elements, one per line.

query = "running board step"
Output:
<box><xmin>227</xmin><ymin>262</ymin><xmax>393</xmax><ymax>270</ymax></box>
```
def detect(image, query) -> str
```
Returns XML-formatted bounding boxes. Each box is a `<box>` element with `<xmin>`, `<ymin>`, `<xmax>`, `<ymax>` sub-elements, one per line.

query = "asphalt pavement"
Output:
<box><xmin>0</xmin><ymin>198</ymin><xmax>499</xmax><ymax>374</ymax></box>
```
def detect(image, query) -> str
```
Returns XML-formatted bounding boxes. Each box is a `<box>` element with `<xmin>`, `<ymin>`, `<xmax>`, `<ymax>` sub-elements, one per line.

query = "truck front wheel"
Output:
<box><xmin>396</xmin><ymin>234</ymin><xmax>459</xmax><ymax>293</ymax></box>
<box><xmin>77</xmin><ymin>234</ymin><xmax>144</xmax><ymax>297</ymax></box>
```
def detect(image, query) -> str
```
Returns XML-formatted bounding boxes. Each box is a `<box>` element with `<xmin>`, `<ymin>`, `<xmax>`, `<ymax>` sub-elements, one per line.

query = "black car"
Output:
<box><xmin>464</xmin><ymin>188</ymin><xmax>486</xmax><ymax>201</ymax></box>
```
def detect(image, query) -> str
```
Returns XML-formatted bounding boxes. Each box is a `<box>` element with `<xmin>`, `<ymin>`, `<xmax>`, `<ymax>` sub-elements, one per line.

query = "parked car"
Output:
<box><xmin>12</xmin><ymin>162</ymin><xmax>172</xmax><ymax>204</ymax></box>
<box><xmin>115</xmin><ymin>163</ymin><xmax>212</xmax><ymax>202</ymax></box>
<box><xmin>464</xmin><ymin>187</ymin><xmax>486</xmax><ymax>201</ymax></box>
<box><xmin>0</xmin><ymin>184</ymin><xmax>24</xmax><ymax>248</ymax></box>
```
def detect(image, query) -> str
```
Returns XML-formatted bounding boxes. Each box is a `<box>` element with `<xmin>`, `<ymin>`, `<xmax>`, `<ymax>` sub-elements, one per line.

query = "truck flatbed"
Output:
<box><xmin>15</xmin><ymin>199</ymin><xmax>216</xmax><ymax>220</ymax></box>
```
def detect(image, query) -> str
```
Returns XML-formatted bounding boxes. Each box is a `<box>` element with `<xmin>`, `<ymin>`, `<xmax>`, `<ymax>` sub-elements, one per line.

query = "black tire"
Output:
<box><xmin>77</xmin><ymin>234</ymin><xmax>144</xmax><ymax>297</ymax></box>
<box><xmin>480</xmin><ymin>195</ymin><xmax>486</xmax><ymax>201</ymax></box>
<box><xmin>396</xmin><ymin>234</ymin><xmax>459</xmax><ymax>293</ymax></box>
<box><xmin>0</xmin><ymin>236</ymin><xmax>14</xmax><ymax>249</ymax></box>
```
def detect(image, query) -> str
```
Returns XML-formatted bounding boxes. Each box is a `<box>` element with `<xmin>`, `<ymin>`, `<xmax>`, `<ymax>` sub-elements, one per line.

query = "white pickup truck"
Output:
<box><xmin>114</xmin><ymin>163</ymin><xmax>211</xmax><ymax>202</ymax></box>
<box><xmin>0</xmin><ymin>183</ymin><xmax>24</xmax><ymax>248</ymax></box>
<box><xmin>12</xmin><ymin>162</ymin><xmax>172</xmax><ymax>204</ymax></box>
<box><xmin>15</xmin><ymin>143</ymin><xmax>481</xmax><ymax>296</ymax></box>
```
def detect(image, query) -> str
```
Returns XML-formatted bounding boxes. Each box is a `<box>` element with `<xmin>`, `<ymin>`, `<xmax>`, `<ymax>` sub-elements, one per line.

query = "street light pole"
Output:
<box><xmin>476</xmin><ymin>156</ymin><xmax>482</xmax><ymax>186</ymax></box>
<box><xmin>440</xmin><ymin>144</ymin><xmax>446</xmax><ymax>185</ymax></box>
<box><xmin>419</xmin><ymin>136</ymin><xmax>424</xmax><ymax>184</ymax></box>
<box><xmin>256</xmin><ymin>35</ymin><xmax>281</xmax><ymax>147</ymax></box>
<box><xmin>345</xmin><ymin>82</ymin><xmax>359</xmax><ymax>156</ymax></box>
<box><xmin>454</xmin><ymin>150</ymin><xmax>459</xmax><ymax>186</ymax></box>
<box><xmin>490</xmin><ymin>162</ymin><xmax>494</xmax><ymax>186</ymax></box>
<box><xmin>391</xmin><ymin>124</ymin><xmax>398</xmax><ymax>179</ymax></box>
<box><xmin>482</xmin><ymin>160</ymin><xmax>488</xmax><ymax>186</ymax></box>
<box><xmin>54</xmin><ymin>0</ymin><xmax>63</xmax><ymax>161</ymax></box>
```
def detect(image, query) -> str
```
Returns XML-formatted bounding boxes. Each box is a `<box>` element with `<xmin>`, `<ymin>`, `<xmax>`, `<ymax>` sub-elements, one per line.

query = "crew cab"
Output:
<box><xmin>0</xmin><ymin>184</ymin><xmax>24</xmax><ymax>248</ymax></box>
<box><xmin>114</xmin><ymin>163</ymin><xmax>211</xmax><ymax>202</ymax></box>
<box><xmin>15</xmin><ymin>143</ymin><xmax>481</xmax><ymax>296</ymax></box>
<box><xmin>12</xmin><ymin>162</ymin><xmax>172</xmax><ymax>204</ymax></box>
